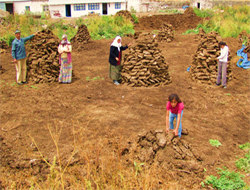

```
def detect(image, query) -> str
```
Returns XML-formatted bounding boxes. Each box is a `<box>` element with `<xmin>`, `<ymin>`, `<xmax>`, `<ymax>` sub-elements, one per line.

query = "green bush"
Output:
<box><xmin>205</xmin><ymin>168</ymin><xmax>246</xmax><ymax>190</ymax></box>
<box><xmin>185</xmin><ymin>5</ymin><xmax>250</xmax><ymax>38</ymax></box>
<box><xmin>131</xmin><ymin>14</ymin><xmax>139</xmax><ymax>24</ymax></box>
<box><xmin>193</xmin><ymin>7</ymin><xmax>214</xmax><ymax>17</ymax></box>
<box><xmin>239</xmin><ymin>142</ymin><xmax>250</xmax><ymax>151</ymax></box>
<box><xmin>236</xmin><ymin>150</ymin><xmax>250</xmax><ymax>173</ymax></box>
<box><xmin>86</xmin><ymin>15</ymin><xmax>134</xmax><ymax>40</ymax></box>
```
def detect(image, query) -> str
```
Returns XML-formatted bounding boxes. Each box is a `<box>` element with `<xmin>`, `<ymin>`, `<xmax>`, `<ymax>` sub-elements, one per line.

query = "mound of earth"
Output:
<box><xmin>134</xmin><ymin>10</ymin><xmax>203</xmax><ymax>33</ymax></box>
<box><xmin>70</xmin><ymin>24</ymin><xmax>91</xmax><ymax>51</ymax></box>
<box><xmin>184</xmin><ymin>7</ymin><xmax>196</xmax><ymax>16</ymax></box>
<box><xmin>190</xmin><ymin>31</ymin><xmax>233</xmax><ymax>85</ymax></box>
<box><xmin>26</xmin><ymin>29</ymin><xmax>61</xmax><ymax>83</ymax></box>
<box><xmin>118</xmin><ymin>129</ymin><xmax>205</xmax><ymax>182</ymax></box>
<box><xmin>157</xmin><ymin>23</ymin><xmax>174</xmax><ymax>42</ymax></box>
<box><xmin>121</xmin><ymin>33</ymin><xmax>171</xmax><ymax>87</ymax></box>
<box><xmin>115</xmin><ymin>10</ymin><xmax>134</xmax><ymax>22</ymax></box>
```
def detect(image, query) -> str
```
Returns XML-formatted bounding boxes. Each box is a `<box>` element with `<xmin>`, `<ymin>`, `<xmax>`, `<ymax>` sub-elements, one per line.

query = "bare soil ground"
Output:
<box><xmin>0</xmin><ymin>14</ymin><xmax>250</xmax><ymax>189</ymax></box>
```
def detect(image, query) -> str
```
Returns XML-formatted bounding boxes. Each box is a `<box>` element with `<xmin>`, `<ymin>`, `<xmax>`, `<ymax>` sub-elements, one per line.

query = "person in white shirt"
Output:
<box><xmin>216</xmin><ymin>41</ymin><xmax>229</xmax><ymax>88</ymax></box>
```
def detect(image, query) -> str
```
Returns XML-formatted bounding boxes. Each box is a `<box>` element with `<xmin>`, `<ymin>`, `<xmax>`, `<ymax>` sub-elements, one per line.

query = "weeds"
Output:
<box><xmin>205</xmin><ymin>168</ymin><xmax>246</xmax><ymax>190</ymax></box>
<box><xmin>188</xmin><ymin>5</ymin><xmax>250</xmax><ymax>38</ymax></box>
<box><xmin>236</xmin><ymin>150</ymin><xmax>250</xmax><ymax>173</ymax></box>
<box><xmin>209</xmin><ymin>139</ymin><xmax>222</xmax><ymax>147</ymax></box>
<box><xmin>239</xmin><ymin>142</ymin><xmax>250</xmax><ymax>151</ymax></box>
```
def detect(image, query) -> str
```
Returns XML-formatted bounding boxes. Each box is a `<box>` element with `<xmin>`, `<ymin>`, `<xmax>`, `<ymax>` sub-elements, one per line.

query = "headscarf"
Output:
<box><xmin>111</xmin><ymin>36</ymin><xmax>122</xmax><ymax>51</ymax></box>
<box><xmin>60</xmin><ymin>34</ymin><xmax>71</xmax><ymax>46</ymax></box>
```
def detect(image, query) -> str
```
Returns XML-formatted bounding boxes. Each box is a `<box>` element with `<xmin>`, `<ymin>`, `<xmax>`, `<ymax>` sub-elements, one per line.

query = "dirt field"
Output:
<box><xmin>0</xmin><ymin>13</ymin><xmax>250</xmax><ymax>189</ymax></box>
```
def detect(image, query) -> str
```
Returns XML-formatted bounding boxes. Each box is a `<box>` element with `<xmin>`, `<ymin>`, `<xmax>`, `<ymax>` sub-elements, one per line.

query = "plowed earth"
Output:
<box><xmin>0</xmin><ymin>13</ymin><xmax>249</xmax><ymax>189</ymax></box>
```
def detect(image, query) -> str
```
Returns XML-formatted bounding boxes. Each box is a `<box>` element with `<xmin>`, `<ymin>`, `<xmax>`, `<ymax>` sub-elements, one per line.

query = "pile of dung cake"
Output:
<box><xmin>115</xmin><ymin>129</ymin><xmax>204</xmax><ymax>175</ymax></box>
<box><xmin>190</xmin><ymin>31</ymin><xmax>232</xmax><ymax>85</ymax></box>
<box><xmin>26</xmin><ymin>29</ymin><xmax>61</xmax><ymax>83</ymax></box>
<box><xmin>70</xmin><ymin>24</ymin><xmax>90</xmax><ymax>51</ymax></box>
<box><xmin>121</xmin><ymin>33</ymin><xmax>171</xmax><ymax>87</ymax></box>
<box><xmin>237</xmin><ymin>30</ymin><xmax>250</xmax><ymax>53</ymax></box>
<box><xmin>115</xmin><ymin>10</ymin><xmax>134</xmax><ymax>22</ymax></box>
<box><xmin>157</xmin><ymin>23</ymin><xmax>174</xmax><ymax>43</ymax></box>
<box><xmin>194</xmin><ymin>28</ymin><xmax>206</xmax><ymax>41</ymax></box>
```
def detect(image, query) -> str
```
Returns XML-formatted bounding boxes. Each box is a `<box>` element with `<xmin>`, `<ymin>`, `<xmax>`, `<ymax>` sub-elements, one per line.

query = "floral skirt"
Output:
<box><xmin>59</xmin><ymin>58</ymin><xmax>72</xmax><ymax>83</ymax></box>
<box><xmin>109</xmin><ymin>64</ymin><xmax>122</xmax><ymax>80</ymax></box>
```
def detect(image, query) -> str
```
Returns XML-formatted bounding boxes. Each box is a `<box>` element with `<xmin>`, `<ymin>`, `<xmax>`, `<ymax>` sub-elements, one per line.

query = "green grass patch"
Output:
<box><xmin>188</xmin><ymin>5</ymin><xmax>250</xmax><ymax>38</ymax></box>
<box><xmin>236</xmin><ymin>150</ymin><xmax>250</xmax><ymax>173</ymax></box>
<box><xmin>239</xmin><ymin>142</ymin><xmax>250</xmax><ymax>151</ymax></box>
<box><xmin>209</xmin><ymin>139</ymin><xmax>222</xmax><ymax>147</ymax></box>
<box><xmin>205</xmin><ymin>168</ymin><xmax>247</xmax><ymax>190</ymax></box>
<box><xmin>159</xmin><ymin>9</ymin><xmax>181</xmax><ymax>14</ymax></box>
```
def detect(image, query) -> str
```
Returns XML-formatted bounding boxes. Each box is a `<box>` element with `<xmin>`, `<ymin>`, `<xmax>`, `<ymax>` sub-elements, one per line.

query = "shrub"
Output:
<box><xmin>236</xmin><ymin>150</ymin><xmax>250</xmax><ymax>173</ymax></box>
<box><xmin>205</xmin><ymin>168</ymin><xmax>246</xmax><ymax>190</ymax></box>
<box><xmin>193</xmin><ymin>7</ymin><xmax>214</xmax><ymax>17</ymax></box>
<box><xmin>131</xmin><ymin>13</ymin><xmax>139</xmax><ymax>24</ymax></box>
<box><xmin>209</xmin><ymin>139</ymin><xmax>222</xmax><ymax>147</ymax></box>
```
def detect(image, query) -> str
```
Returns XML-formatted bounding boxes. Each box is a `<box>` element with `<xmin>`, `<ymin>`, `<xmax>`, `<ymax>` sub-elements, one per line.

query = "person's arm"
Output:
<box><xmin>174</xmin><ymin>114</ymin><xmax>181</xmax><ymax>136</ymax></box>
<box><xmin>11</xmin><ymin>41</ymin><xmax>17</xmax><ymax>62</ymax></box>
<box><xmin>166</xmin><ymin>110</ymin><xmax>169</xmax><ymax>132</ymax></box>
<box><xmin>58</xmin><ymin>44</ymin><xmax>63</xmax><ymax>54</ymax></box>
<box><xmin>23</xmin><ymin>34</ymin><xmax>35</xmax><ymax>43</ymax></box>
<box><xmin>65</xmin><ymin>44</ymin><xmax>72</xmax><ymax>53</ymax></box>
<box><xmin>217</xmin><ymin>46</ymin><xmax>228</xmax><ymax>60</ymax></box>
<box><xmin>120</xmin><ymin>45</ymin><xmax>128</xmax><ymax>51</ymax></box>
<box><xmin>110</xmin><ymin>46</ymin><xmax>118</xmax><ymax>61</ymax></box>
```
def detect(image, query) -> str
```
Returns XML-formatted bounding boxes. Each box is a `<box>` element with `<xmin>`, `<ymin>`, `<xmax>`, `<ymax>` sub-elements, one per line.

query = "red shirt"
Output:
<box><xmin>166</xmin><ymin>101</ymin><xmax>184</xmax><ymax>114</ymax></box>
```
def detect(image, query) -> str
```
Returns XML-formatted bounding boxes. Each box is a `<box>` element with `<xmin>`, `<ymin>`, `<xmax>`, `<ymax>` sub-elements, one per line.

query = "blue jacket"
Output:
<box><xmin>11</xmin><ymin>35</ymin><xmax>34</xmax><ymax>60</ymax></box>
<box><xmin>109</xmin><ymin>45</ymin><xmax>128</xmax><ymax>66</ymax></box>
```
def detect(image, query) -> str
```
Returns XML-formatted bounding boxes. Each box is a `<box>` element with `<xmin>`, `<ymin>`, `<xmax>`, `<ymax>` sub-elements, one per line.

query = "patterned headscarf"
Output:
<box><xmin>111</xmin><ymin>36</ymin><xmax>122</xmax><ymax>51</ymax></box>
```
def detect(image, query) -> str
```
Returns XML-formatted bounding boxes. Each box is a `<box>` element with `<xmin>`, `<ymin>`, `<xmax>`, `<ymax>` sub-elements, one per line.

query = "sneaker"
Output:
<box><xmin>17</xmin><ymin>82</ymin><xmax>23</xmax><ymax>85</ymax></box>
<box><xmin>22</xmin><ymin>81</ymin><xmax>27</xmax><ymax>84</ymax></box>
<box><xmin>216</xmin><ymin>83</ymin><xmax>221</xmax><ymax>86</ymax></box>
<box><xmin>223</xmin><ymin>86</ymin><xmax>227</xmax><ymax>89</ymax></box>
<box><xmin>114</xmin><ymin>80</ymin><xmax>120</xmax><ymax>85</ymax></box>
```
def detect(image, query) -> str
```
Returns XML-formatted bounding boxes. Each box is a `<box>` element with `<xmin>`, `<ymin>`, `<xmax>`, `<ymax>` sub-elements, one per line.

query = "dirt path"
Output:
<box><xmin>1</xmin><ymin>33</ymin><xmax>249</xmax><ymax>188</ymax></box>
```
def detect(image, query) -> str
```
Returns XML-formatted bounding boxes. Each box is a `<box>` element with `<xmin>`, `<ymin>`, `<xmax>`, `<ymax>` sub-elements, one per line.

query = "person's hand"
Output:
<box><xmin>115</xmin><ymin>57</ymin><xmax>119</xmax><ymax>61</ymax></box>
<box><xmin>13</xmin><ymin>59</ymin><xmax>17</xmax><ymax>63</ymax></box>
<box><xmin>128</xmin><ymin>42</ymin><xmax>132</xmax><ymax>47</ymax></box>
<box><xmin>34</xmin><ymin>31</ymin><xmax>38</xmax><ymax>35</ymax></box>
<box><xmin>173</xmin><ymin>129</ymin><xmax>178</xmax><ymax>136</ymax></box>
<box><xmin>166</xmin><ymin>128</ymin><xmax>169</xmax><ymax>133</ymax></box>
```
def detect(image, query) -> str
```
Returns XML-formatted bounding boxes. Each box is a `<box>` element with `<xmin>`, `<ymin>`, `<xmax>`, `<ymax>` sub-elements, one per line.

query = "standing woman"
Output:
<box><xmin>109</xmin><ymin>36</ymin><xmax>131</xmax><ymax>85</ymax></box>
<box><xmin>216</xmin><ymin>41</ymin><xmax>229</xmax><ymax>88</ymax></box>
<box><xmin>58</xmin><ymin>34</ymin><xmax>72</xmax><ymax>84</ymax></box>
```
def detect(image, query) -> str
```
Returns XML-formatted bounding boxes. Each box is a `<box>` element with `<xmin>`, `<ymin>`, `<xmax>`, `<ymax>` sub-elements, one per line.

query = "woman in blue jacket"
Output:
<box><xmin>109</xmin><ymin>36</ymin><xmax>131</xmax><ymax>85</ymax></box>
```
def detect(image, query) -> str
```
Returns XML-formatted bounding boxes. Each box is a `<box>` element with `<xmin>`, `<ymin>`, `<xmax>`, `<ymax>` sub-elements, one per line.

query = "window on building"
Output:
<box><xmin>74</xmin><ymin>4</ymin><xmax>85</xmax><ymax>11</ymax></box>
<box><xmin>115</xmin><ymin>3</ymin><xmax>121</xmax><ymax>9</ymax></box>
<box><xmin>43</xmin><ymin>5</ymin><xmax>49</xmax><ymax>12</ymax></box>
<box><xmin>88</xmin><ymin>3</ymin><xmax>99</xmax><ymax>10</ymax></box>
<box><xmin>25</xmin><ymin>6</ymin><xmax>30</xmax><ymax>11</ymax></box>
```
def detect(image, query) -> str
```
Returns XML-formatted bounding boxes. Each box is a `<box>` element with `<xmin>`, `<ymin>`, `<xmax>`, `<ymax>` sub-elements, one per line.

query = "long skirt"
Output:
<box><xmin>109</xmin><ymin>64</ymin><xmax>122</xmax><ymax>80</ymax></box>
<box><xmin>59</xmin><ymin>58</ymin><xmax>72</xmax><ymax>83</ymax></box>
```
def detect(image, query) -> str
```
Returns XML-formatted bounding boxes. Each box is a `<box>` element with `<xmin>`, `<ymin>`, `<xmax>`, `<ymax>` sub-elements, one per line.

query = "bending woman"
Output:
<box><xmin>58</xmin><ymin>34</ymin><xmax>72</xmax><ymax>84</ymax></box>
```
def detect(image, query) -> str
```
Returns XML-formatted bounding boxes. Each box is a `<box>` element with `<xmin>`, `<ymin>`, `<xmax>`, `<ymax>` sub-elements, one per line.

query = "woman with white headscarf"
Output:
<box><xmin>109</xmin><ymin>36</ymin><xmax>131</xmax><ymax>85</ymax></box>
<box><xmin>58</xmin><ymin>34</ymin><xmax>72</xmax><ymax>83</ymax></box>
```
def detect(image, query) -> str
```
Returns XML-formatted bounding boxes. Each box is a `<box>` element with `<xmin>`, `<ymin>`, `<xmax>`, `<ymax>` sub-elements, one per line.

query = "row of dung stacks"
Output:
<box><xmin>121</xmin><ymin>33</ymin><xmax>172</xmax><ymax>87</ymax></box>
<box><xmin>194</xmin><ymin>28</ymin><xmax>206</xmax><ymax>41</ymax></box>
<box><xmin>157</xmin><ymin>23</ymin><xmax>174</xmax><ymax>43</ymax></box>
<box><xmin>190</xmin><ymin>31</ymin><xmax>232</xmax><ymax>84</ymax></box>
<box><xmin>26</xmin><ymin>29</ymin><xmax>61</xmax><ymax>83</ymax></box>
<box><xmin>70</xmin><ymin>24</ymin><xmax>90</xmax><ymax>51</ymax></box>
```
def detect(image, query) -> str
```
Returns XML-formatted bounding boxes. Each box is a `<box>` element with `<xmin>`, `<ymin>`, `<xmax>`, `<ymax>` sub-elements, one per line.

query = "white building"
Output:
<box><xmin>0</xmin><ymin>0</ymin><xmax>49</xmax><ymax>15</ymax></box>
<box><xmin>48</xmin><ymin>0</ymin><xmax>127</xmax><ymax>18</ymax></box>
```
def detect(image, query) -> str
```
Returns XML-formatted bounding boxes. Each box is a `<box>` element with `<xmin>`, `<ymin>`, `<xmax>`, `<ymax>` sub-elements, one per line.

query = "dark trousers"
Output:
<box><xmin>216</xmin><ymin>61</ymin><xmax>227</xmax><ymax>87</ymax></box>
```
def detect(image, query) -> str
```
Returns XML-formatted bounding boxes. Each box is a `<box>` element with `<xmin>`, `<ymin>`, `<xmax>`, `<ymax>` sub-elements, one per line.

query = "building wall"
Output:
<box><xmin>50</xmin><ymin>2</ymin><xmax>126</xmax><ymax>18</ymax></box>
<box><xmin>190</xmin><ymin>0</ymin><xmax>250</xmax><ymax>9</ymax></box>
<box><xmin>13</xmin><ymin>1</ymin><xmax>48</xmax><ymax>14</ymax></box>
<box><xmin>127</xmin><ymin>0</ymin><xmax>141</xmax><ymax>12</ymax></box>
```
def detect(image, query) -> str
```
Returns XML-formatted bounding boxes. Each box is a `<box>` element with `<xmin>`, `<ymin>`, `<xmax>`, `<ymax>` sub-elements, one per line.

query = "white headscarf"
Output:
<box><xmin>111</xmin><ymin>36</ymin><xmax>122</xmax><ymax>51</ymax></box>
<box><xmin>61</xmin><ymin>34</ymin><xmax>70</xmax><ymax>46</ymax></box>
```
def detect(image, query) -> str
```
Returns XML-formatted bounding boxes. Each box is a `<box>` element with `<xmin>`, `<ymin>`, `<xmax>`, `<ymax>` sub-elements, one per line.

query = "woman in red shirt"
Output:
<box><xmin>166</xmin><ymin>94</ymin><xmax>184</xmax><ymax>137</ymax></box>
